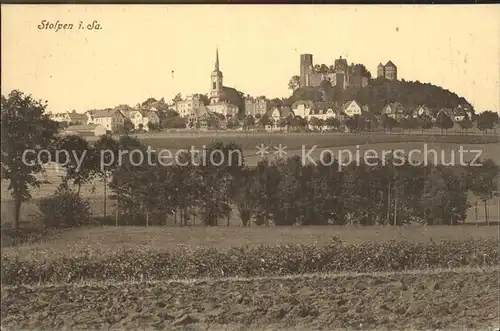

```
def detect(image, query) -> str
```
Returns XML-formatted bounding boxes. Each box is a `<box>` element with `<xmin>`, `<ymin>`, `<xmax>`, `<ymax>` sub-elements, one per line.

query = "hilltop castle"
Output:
<box><xmin>299</xmin><ymin>54</ymin><xmax>371</xmax><ymax>90</ymax></box>
<box><xmin>299</xmin><ymin>54</ymin><xmax>398</xmax><ymax>90</ymax></box>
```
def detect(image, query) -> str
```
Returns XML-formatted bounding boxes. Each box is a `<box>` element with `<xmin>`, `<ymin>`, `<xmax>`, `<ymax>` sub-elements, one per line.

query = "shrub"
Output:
<box><xmin>1</xmin><ymin>238</ymin><xmax>497</xmax><ymax>286</ymax></box>
<box><xmin>37</xmin><ymin>182</ymin><xmax>91</xmax><ymax>228</ymax></box>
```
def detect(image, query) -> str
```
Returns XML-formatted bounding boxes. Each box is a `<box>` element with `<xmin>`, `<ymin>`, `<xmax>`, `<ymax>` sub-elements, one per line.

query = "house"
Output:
<box><xmin>452</xmin><ymin>107</ymin><xmax>467</xmax><ymax>122</ymax></box>
<box><xmin>412</xmin><ymin>105</ymin><xmax>432</xmax><ymax>118</ymax></box>
<box><xmin>452</xmin><ymin>105</ymin><xmax>472</xmax><ymax>122</ymax></box>
<box><xmin>436</xmin><ymin>108</ymin><xmax>453</xmax><ymax>119</ymax></box>
<box><xmin>128</xmin><ymin>109</ymin><xmax>160</xmax><ymax>131</ymax></box>
<box><xmin>292</xmin><ymin>100</ymin><xmax>315</xmax><ymax>118</ymax></box>
<box><xmin>86</xmin><ymin>109</ymin><xmax>125</xmax><ymax>133</ymax></box>
<box><xmin>382</xmin><ymin>102</ymin><xmax>406</xmax><ymax>120</ymax></box>
<box><xmin>342</xmin><ymin>100</ymin><xmax>363</xmax><ymax>117</ymax></box>
<box><xmin>175</xmin><ymin>94</ymin><xmax>204</xmax><ymax>118</ymax></box>
<box><xmin>308</xmin><ymin>102</ymin><xmax>343</xmax><ymax>121</ymax></box>
<box><xmin>207</xmin><ymin>102</ymin><xmax>238</xmax><ymax>119</ymax></box>
<box><xmin>186</xmin><ymin>105</ymin><xmax>218</xmax><ymax>130</ymax></box>
<box><xmin>260</xmin><ymin>106</ymin><xmax>293</xmax><ymax>131</ymax></box>
<box><xmin>245</xmin><ymin>96</ymin><xmax>268</xmax><ymax>117</ymax></box>
<box><xmin>63</xmin><ymin>124</ymin><xmax>107</xmax><ymax>137</ymax></box>
<box><xmin>50</xmin><ymin>110</ymin><xmax>87</xmax><ymax>125</ymax></box>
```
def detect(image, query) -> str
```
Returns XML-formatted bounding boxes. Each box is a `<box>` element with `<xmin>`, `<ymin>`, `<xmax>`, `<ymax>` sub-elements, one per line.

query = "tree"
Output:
<box><xmin>231</xmin><ymin>167</ymin><xmax>259</xmax><ymax>226</ymax></box>
<box><xmin>436</xmin><ymin>112</ymin><xmax>454</xmax><ymax>134</ymax></box>
<box><xmin>1</xmin><ymin>90</ymin><xmax>59</xmax><ymax>229</ymax></box>
<box><xmin>459</xmin><ymin>118</ymin><xmax>473</xmax><ymax>134</ymax></box>
<box><xmin>324</xmin><ymin>117</ymin><xmax>340</xmax><ymax>131</ymax></box>
<box><xmin>123</xmin><ymin>118</ymin><xmax>134</xmax><ymax>133</ymax></box>
<box><xmin>345</xmin><ymin>116</ymin><xmax>359</xmax><ymax>133</ymax></box>
<box><xmin>38</xmin><ymin>180</ymin><xmax>91</xmax><ymax>228</ymax></box>
<box><xmin>206</xmin><ymin>115</ymin><xmax>220</xmax><ymax>130</ymax></box>
<box><xmin>308</xmin><ymin>117</ymin><xmax>320</xmax><ymax>130</ymax></box>
<box><xmin>419</xmin><ymin>115</ymin><xmax>433</xmax><ymax>134</ymax></box>
<box><xmin>53</xmin><ymin>135</ymin><xmax>99</xmax><ymax>196</ymax></box>
<box><xmin>243</xmin><ymin>115</ymin><xmax>255</xmax><ymax>130</ymax></box>
<box><xmin>476</xmin><ymin>111</ymin><xmax>498</xmax><ymax>134</ymax></box>
<box><xmin>172</xmin><ymin>93</ymin><xmax>183</xmax><ymax>103</ymax></box>
<box><xmin>259</xmin><ymin>113</ymin><xmax>270</xmax><ymax>128</ymax></box>
<box><xmin>288</xmin><ymin>75</ymin><xmax>300</xmax><ymax>91</ymax></box>
<box><xmin>381</xmin><ymin>114</ymin><xmax>399</xmax><ymax>133</ymax></box>
<box><xmin>468</xmin><ymin>159</ymin><xmax>499</xmax><ymax>225</ymax></box>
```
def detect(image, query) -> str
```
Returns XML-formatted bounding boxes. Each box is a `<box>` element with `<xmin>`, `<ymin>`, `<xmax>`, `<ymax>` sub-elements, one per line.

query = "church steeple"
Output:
<box><xmin>215</xmin><ymin>48</ymin><xmax>220</xmax><ymax>71</ymax></box>
<box><xmin>210</xmin><ymin>47</ymin><xmax>223</xmax><ymax>103</ymax></box>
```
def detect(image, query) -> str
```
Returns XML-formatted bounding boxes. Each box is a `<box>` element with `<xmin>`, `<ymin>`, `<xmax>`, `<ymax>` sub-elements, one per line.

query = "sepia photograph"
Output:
<box><xmin>1</xmin><ymin>4</ymin><xmax>499</xmax><ymax>331</ymax></box>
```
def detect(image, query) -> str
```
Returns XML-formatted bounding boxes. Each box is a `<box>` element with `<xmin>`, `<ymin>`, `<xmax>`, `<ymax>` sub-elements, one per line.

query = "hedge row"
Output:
<box><xmin>2</xmin><ymin>238</ymin><xmax>498</xmax><ymax>286</ymax></box>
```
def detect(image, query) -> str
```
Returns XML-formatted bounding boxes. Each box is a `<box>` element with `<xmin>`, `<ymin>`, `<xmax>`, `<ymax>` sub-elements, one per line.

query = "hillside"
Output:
<box><xmin>289</xmin><ymin>78</ymin><xmax>474</xmax><ymax>114</ymax></box>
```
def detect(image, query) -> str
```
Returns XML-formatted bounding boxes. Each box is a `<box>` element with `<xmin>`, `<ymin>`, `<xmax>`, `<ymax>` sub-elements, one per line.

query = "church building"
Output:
<box><xmin>207</xmin><ymin>48</ymin><xmax>239</xmax><ymax>118</ymax></box>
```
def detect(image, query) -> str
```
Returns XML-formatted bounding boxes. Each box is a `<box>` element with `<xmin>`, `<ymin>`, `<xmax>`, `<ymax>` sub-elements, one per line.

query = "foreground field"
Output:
<box><xmin>2</xmin><ymin>228</ymin><xmax>497</xmax><ymax>285</ymax></box>
<box><xmin>3</xmin><ymin>225</ymin><xmax>498</xmax><ymax>253</ymax></box>
<box><xmin>2</xmin><ymin>268</ymin><xmax>498</xmax><ymax>330</ymax></box>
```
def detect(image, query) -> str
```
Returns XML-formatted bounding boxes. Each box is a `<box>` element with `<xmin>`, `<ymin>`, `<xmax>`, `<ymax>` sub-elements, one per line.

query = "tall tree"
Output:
<box><xmin>1</xmin><ymin>90</ymin><xmax>59</xmax><ymax>229</ymax></box>
<box><xmin>288</xmin><ymin>75</ymin><xmax>301</xmax><ymax>91</ymax></box>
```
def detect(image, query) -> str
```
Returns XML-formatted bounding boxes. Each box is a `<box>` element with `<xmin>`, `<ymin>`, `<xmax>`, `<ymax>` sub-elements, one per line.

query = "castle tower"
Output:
<box><xmin>377</xmin><ymin>63</ymin><xmax>385</xmax><ymax>78</ymax></box>
<box><xmin>300</xmin><ymin>54</ymin><xmax>313</xmax><ymax>87</ymax></box>
<box><xmin>384</xmin><ymin>61</ymin><xmax>397</xmax><ymax>80</ymax></box>
<box><xmin>210</xmin><ymin>48</ymin><xmax>223</xmax><ymax>103</ymax></box>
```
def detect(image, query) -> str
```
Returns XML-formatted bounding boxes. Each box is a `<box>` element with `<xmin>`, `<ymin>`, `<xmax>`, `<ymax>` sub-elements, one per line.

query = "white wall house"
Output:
<box><xmin>86</xmin><ymin>109</ymin><xmax>125</xmax><ymax>132</ymax></box>
<box><xmin>129</xmin><ymin>109</ymin><xmax>160</xmax><ymax>131</ymax></box>
<box><xmin>342</xmin><ymin>100</ymin><xmax>362</xmax><ymax>117</ymax></box>
<box><xmin>412</xmin><ymin>105</ymin><xmax>432</xmax><ymax>118</ymax></box>
<box><xmin>175</xmin><ymin>95</ymin><xmax>203</xmax><ymax>117</ymax></box>
<box><xmin>292</xmin><ymin>100</ymin><xmax>314</xmax><ymax>119</ymax></box>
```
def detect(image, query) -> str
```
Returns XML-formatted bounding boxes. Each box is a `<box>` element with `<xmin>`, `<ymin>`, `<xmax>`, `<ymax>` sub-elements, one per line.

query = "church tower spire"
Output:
<box><xmin>215</xmin><ymin>47</ymin><xmax>220</xmax><ymax>71</ymax></box>
<box><xmin>210</xmin><ymin>47</ymin><xmax>223</xmax><ymax>103</ymax></box>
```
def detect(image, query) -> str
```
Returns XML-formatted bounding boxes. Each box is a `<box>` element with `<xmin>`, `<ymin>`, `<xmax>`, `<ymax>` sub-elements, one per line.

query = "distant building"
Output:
<box><xmin>260</xmin><ymin>106</ymin><xmax>293</xmax><ymax>131</ymax></box>
<box><xmin>86</xmin><ymin>109</ymin><xmax>125</xmax><ymax>132</ymax></box>
<box><xmin>64</xmin><ymin>124</ymin><xmax>107</xmax><ymax>137</ymax></box>
<box><xmin>342</xmin><ymin>100</ymin><xmax>363</xmax><ymax>117</ymax></box>
<box><xmin>206</xmin><ymin>48</ymin><xmax>239</xmax><ymax>119</ymax></box>
<box><xmin>244</xmin><ymin>96</ymin><xmax>268</xmax><ymax>117</ymax></box>
<box><xmin>377</xmin><ymin>61</ymin><xmax>398</xmax><ymax>80</ymax></box>
<box><xmin>382</xmin><ymin>102</ymin><xmax>406</xmax><ymax>120</ymax></box>
<box><xmin>50</xmin><ymin>110</ymin><xmax>87</xmax><ymax>125</ymax></box>
<box><xmin>299</xmin><ymin>54</ymin><xmax>370</xmax><ymax>90</ymax></box>
<box><xmin>453</xmin><ymin>104</ymin><xmax>473</xmax><ymax>121</ymax></box>
<box><xmin>412</xmin><ymin>105</ymin><xmax>432</xmax><ymax>118</ymax></box>
<box><xmin>175</xmin><ymin>94</ymin><xmax>203</xmax><ymax>118</ymax></box>
<box><xmin>128</xmin><ymin>109</ymin><xmax>160</xmax><ymax>131</ymax></box>
<box><xmin>186</xmin><ymin>105</ymin><xmax>215</xmax><ymax>130</ymax></box>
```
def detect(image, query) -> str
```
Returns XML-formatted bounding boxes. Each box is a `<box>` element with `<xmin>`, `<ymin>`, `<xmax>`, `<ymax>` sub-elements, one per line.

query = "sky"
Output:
<box><xmin>1</xmin><ymin>5</ymin><xmax>499</xmax><ymax>114</ymax></box>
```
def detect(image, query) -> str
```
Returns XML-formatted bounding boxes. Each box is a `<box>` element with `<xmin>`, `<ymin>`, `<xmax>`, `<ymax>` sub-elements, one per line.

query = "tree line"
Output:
<box><xmin>2</xmin><ymin>90</ymin><xmax>499</xmax><ymax>230</ymax></box>
<box><xmin>42</xmin><ymin>135</ymin><xmax>499</xmax><ymax>229</ymax></box>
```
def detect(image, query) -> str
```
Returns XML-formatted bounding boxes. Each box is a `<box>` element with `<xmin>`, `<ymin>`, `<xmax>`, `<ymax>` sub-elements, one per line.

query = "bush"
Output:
<box><xmin>37</xmin><ymin>183</ymin><xmax>91</xmax><ymax>228</ymax></box>
<box><xmin>1</xmin><ymin>238</ymin><xmax>497</xmax><ymax>286</ymax></box>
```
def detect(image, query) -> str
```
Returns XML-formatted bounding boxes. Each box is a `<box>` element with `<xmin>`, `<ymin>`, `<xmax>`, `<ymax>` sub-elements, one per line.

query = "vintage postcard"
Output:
<box><xmin>1</xmin><ymin>4</ymin><xmax>499</xmax><ymax>331</ymax></box>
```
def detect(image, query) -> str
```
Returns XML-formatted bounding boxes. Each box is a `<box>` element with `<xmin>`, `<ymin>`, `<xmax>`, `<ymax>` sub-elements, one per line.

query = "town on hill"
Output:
<box><xmin>47</xmin><ymin>48</ymin><xmax>498</xmax><ymax>137</ymax></box>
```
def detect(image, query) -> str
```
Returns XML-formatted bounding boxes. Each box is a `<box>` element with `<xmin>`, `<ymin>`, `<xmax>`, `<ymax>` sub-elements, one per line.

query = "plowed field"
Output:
<box><xmin>2</xmin><ymin>267</ymin><xmax>498</xmax><ymax>331</ymax></box>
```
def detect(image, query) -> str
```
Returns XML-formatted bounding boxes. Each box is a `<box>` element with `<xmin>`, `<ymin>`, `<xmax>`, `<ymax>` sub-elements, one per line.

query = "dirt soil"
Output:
<box><xmin>1</xmin><ymin>269</ymin><xmax>498</xmax><ymax>331</ymax></box>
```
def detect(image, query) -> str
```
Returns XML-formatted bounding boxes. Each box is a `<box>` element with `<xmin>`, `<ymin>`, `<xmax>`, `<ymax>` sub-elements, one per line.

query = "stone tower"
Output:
<box><xmin>210</xmin><ymin>48</ymin><xmax>223</xmax><ymax>103</ymax></box>
<box><xmin>384</xmin><ymin>61</ymin><xmax>397</xmax><ymax>80</ymax></box>
<box><xmin>300</xmin><ymin>54</ymin><xmax>313</xmax><ymax>87</ymax></box>
<box><xmin>377</xmin><ymin>63</ymin><xmax>385</xmax><ymax>78</ymax></box>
